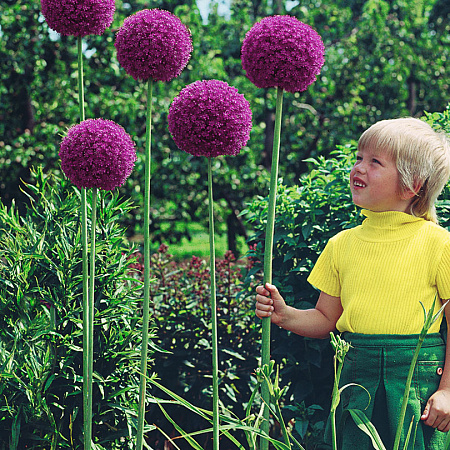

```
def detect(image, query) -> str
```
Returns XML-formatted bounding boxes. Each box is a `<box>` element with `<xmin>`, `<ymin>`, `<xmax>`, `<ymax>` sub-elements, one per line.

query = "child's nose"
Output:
<box><xmin>355</xmin><ymin>161</ymin><xmax>367</xmax><ymax>173</ymax></box>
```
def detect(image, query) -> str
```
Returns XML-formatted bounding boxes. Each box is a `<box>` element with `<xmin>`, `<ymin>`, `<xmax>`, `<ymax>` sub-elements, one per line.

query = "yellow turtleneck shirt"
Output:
<box><xmin>307</xmin><ymin>210</ymin><xmax>450</xmax><ymax>335</ymax></box>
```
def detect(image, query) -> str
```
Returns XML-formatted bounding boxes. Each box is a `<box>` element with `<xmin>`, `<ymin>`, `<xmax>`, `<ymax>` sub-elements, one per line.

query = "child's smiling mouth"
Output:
<box><xmin>352</xmin><ymin>177</ymin><xmax>366</xmax><ymax>188</ymax></box>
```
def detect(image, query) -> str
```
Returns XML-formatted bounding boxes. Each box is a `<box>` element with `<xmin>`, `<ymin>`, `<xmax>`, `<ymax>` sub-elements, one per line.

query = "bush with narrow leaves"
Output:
<box><xmin>0</xmin><ymin>168</ymin><xmax>151</xmax><ymax>449</ymax></box>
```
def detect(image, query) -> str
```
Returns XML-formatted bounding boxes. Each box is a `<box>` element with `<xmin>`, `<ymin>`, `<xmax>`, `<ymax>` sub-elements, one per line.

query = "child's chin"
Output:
<box><xmin>351</xmin><ymin>196</ymin><xmax>365</xmax><ymax>209</ymax></box>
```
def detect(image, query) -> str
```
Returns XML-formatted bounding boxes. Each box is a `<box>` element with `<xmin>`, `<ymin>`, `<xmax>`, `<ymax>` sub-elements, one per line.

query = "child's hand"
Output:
<box><xmin>421</xmin><ymin>389</ymin><xmax>450</xmax><ymax>432</ymax></box>
<box><xmin>255</xmin><ymin>283</ymin><xmax>287</xmax><ymax>326</ymax></box>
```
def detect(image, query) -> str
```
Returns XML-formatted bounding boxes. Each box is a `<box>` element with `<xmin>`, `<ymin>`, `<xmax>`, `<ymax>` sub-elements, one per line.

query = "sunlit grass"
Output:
<box><xmin>131</xmin><ymin>222</ymin><xmax>248</xmax><ymax>260</ymax></box>
<box><xmin>169</xmin><ymin>223</ymin><xmax>247</xmax><ymax>260</ymax></box>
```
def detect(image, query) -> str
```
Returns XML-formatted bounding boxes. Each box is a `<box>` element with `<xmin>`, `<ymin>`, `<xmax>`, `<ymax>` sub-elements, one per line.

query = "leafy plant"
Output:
<box><xmin>145</xmin><ymin>362</ymin><xmax>306</xmax><ymax>450</ymax></box>
<box><xmin>0</xmin><ymin>168</ymin><xmax>152</xmax><ymax>449</ymax></box>
<box><xmin>127</xmin><ymin>245</ymin><xmax>261</xmax><ymax>448</ymax></box>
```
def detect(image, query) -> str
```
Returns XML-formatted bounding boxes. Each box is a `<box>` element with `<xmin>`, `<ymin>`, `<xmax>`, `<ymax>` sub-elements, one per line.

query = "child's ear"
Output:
<box><xmin>402</xmin><ymin>182</ymin><xmax>422</xmax><ymax>200</ymax></box>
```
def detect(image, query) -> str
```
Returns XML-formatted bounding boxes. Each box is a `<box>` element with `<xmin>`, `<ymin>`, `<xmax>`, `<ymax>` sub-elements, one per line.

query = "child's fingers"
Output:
<box><xmin>255</xmin><ymin>292</ymin><xmax>272</xmax><ymax>305</ymax></box>
<box><xmin>421</xmin><ymin>393</ymin><xmax>450</xmax><ymax>431</ymax></box>
<box><xmin>264</xmin><ymin>283</ymin><xmax>284</xmax><ymax>301</ymax></box>
<box><xmin>255</xmin><ymin>300</ymin><xmax>274</xmax><ymax>318</ymax></box>
<box><xmin>255</xmin><ymin>285</ymin><xmax>270</xmax><ymax>297</ymax></box>
<box><xmin>420</xmin><ymin>404</ymin><xmax>430</xmax><ymax>421</ymax></box>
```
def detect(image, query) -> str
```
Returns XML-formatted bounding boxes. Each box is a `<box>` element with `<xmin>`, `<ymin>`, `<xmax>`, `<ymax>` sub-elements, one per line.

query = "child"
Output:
<box><xmin>255</xmin><ymin>118</ymin><xmax>450</xmax><ymax>450</ymax></box>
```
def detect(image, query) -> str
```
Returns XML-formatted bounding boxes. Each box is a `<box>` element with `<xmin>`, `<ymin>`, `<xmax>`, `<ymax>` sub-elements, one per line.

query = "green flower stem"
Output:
<box><xmin>87</xmin><ymin>188</ymin><xmax>98</xmax><ymax>448</ymax></box>
<box><xmin>136</xmin><ymin>77</ymin><xmax>154</xmax><ymax>450</ymax></box>
<box><xmin>393</xmin><ymin>298</ymin><xmax>438</xmax><ymax>450</ymax></box>
<box><xmin>330</xmin><ymin>356</ymin><xmax>344</xmax><ymax>450</ymax></box>
<box><xmin>78</xmin><ymin>36</ymin><xmax>91</xmax><ymax>450</ymax></box>
<box><xmin>392</xmin><ymin>335</ymin><xmax>425</xmax><ymax>450</ymax></box>
<box><xmin>261</xmin><ymin>86</ymin><xmax>284</xmax><ymax>449</ymax></box>
<box><xmin>208</xmin><ymin>157</ymin><xmax>220</xmax><ymax>450</ymax></box>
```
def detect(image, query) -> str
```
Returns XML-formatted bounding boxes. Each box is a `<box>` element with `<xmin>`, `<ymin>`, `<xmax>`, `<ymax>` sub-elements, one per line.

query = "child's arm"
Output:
<box><xmin>421</xmin><ymin>300</ymin><xmax>450</xmax><ymax>432</ymax></box>
<box><xmin>255</xmin><ymin>283</ymin><xmax>342</xmax><ymax>339</ymax></box>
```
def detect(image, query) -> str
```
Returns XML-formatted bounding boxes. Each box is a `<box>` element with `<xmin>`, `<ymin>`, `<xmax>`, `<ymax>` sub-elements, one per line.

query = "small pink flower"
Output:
<box><xmin>241</xmin><ymin>15</ymin><xmax>325</xmax><ymax>93</ymax></box>
<box><xmin>59</xmin><ymin>119</ymin><xmax>136</xmax><ymax>191</ymax></box>
<box><xmin>115</xmin><ymin>9</ymin><xmax>193</xmax><ymax>82</ymax></box>
<box><xmin>41</xmin><ymin>0</ymin><xmax>115</xmax><ymax>37</ymax></box>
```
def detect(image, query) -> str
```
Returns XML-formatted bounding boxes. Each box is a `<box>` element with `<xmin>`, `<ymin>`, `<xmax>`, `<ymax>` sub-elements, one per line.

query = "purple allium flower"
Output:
<box><xmin>114</xmin><ymin>9</ymin><xmax>193</xmax><ymax>82</ymax></box>
<box><xmin>59</xmin><ymin>119</ymin><xmax>136</xmax><ymax>191</ymax></box>
<box><xmin>241</xmin><ymin>15</ymin><xmax>325</xmax><ymax>93</ymax></box>
<box><xmin>40</xmin><ymin>0</ymin><xmax>115</xmax><ymax>37</ymax></box>
<box><xmin>168</xmin><ymin>80</ymin><xmax>252</xmax><ymax>158</ymax></box>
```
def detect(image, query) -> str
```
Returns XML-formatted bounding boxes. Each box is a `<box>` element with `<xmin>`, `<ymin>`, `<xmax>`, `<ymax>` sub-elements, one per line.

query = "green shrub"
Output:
<box><xmin>0</xmin><ymin>168</ymin><xmax>151</xmax><ymax>449</ymax></box>
<box><xmin>129</xmin><ymin>245</ymin><xmax>260</xmax><ymax>447</ymax></box>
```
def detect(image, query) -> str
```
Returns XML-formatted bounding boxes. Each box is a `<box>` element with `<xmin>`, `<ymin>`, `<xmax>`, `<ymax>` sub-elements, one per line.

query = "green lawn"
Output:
<box><xmin>168</xmin><ymin>224</ymin><xmax>248</xmax><ymax>260</ymax></box>
<box><xmin>130</xmin><ymin>222</ymin><xmax>248</xmax><ymax>260</ymax></box>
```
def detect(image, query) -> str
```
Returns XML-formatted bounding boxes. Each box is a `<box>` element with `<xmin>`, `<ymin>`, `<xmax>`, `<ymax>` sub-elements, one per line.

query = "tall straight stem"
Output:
<box><xmin>393</xmin><ymin>333</ymin><xmax>426</xmax><ymax>450</ymax></box>
<box><xmin>87</xmin><ymin>188</ymin><xmax>97</xmax><ymax>448</ymax></box>
<box><xmin>208</xmin><ymin>157</ymin><xmax>220</xmax><ymax>450</ymax></box>
<box><xmin>261</xmin><ymin>87</ymin><xmax>284</xmax><ymax>449</ymax></box>
<box><xmin>136</xmin><ymin>77</ymin><xmax>154</xmax><ymax>450</ymax></box>
<box><xmin>393</xmin><ymin>298</ymin><xmax>441</xmax><ymax>450</ymax></box>
<box><xmin>78</xmin><ymin>36</ymin><xmax>91</xmax><ymax>450</ymax></box>
<box><xmin>330</xmin><ymin>357</ymin><xmax>344</xmax><ymax>450</ymax></box>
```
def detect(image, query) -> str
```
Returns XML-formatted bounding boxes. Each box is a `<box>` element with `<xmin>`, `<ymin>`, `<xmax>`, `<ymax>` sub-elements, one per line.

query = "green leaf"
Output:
<box><xmin>444</xmin><ymin>429</ymin><xmax>450</xmax><ymax>450</ymax></box>
<box><xmin>401</xmin><ymin>416</ymin><xmax>417</xmax><ymax>450</ymax></box>
<box><xmin>347</xmin><ymin>409</ymin><xmax>387</xmax><ymax>450</ymax></box>
<box><xmin>301</xmin><ymin>222</ymin><xmax>313</xmax><ymax>240</ymax></box>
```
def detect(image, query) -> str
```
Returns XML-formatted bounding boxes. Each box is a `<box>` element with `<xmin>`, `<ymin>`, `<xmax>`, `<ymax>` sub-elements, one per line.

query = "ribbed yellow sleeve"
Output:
<box><xmin>307</xmin><ymin>210</ymin><xmax>450</xmax><ymax>335</ymax></box>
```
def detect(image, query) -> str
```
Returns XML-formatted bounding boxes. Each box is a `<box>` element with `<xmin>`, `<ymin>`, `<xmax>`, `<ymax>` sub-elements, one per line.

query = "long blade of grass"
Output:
<box><xmin>149</xmin><ymin>378</ymin><xmax>211</xmax><ymax>419</ymax></box>
<box><xmin>393</xmin><ymin>297</ymin><xmax>446</xmax><ymax>450</ymax></box>
<box><xmin>148</xmin><ymin>379</ymin><xmax>295</xmax><ymax>450</ymax></box>
<box><xmin>347</xmin><ymin>409</ymin><xmax>387</xmax><ymax>450</ymax></box>
<box><xmin>401</xmin><ymin>416</ymin><xmax>416</xmax><ymax>450</ymax></box>
<box><xmin>153</xmin><ymin>398</ymin><xmax>205</xmax><ymax>450</ymax></box>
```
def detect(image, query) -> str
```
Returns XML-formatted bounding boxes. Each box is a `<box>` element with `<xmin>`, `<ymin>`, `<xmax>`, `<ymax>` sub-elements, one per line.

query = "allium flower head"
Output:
<box><xmin>41</xmin><ymin>0</ymin><xmax>115</xmax><ymax>37</ymax></box>
<box><xmin>241</xmin><ymin>15</ymin><xmax>325</xmax><ymax>93</ymax></box>
<box><xmin>115</xmin><ymin>9</ymin><xmax>193</xmax><ymax>82</ymax></box>
<box><xmin>168</xmin><ymin>80</ymin><xmax>252</xmax><ymax>158</ymax></box>
<box><xmin>59</xmin><ymin>119</ymin><xmax>136</xmax><ymax>191</ymax></box>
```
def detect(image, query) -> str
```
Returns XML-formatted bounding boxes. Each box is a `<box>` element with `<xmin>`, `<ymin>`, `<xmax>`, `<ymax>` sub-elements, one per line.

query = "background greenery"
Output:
<box><xmin>1</xmin><ymin>0</ymin><xmax>449</xmax><ymax>254</ymax></box>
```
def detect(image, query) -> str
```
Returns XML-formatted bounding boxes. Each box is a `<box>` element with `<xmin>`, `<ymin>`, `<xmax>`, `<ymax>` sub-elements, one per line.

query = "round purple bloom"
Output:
<box><xmin>59</xmin><ymin>119</ymin><xmax>136</xmax><ymax>191</ymax></box>
<box><xmin>41</xmin><ymin>0</ymin><xmax>115</xmax><ymax>37</ymax></box>
<box><xmin>114</xmin><ymin>9</ymin><xmax>193</xmax><ymax>82</ymax></box>
<box><xmin>241</xmin><ymin>15</ymin><xmax>325</xmax><ymax>93</ymax></box>
<box><xmin>168</xmin><ymin>80</ymin><xmax>252</xmax><ymax>158</ymax></box>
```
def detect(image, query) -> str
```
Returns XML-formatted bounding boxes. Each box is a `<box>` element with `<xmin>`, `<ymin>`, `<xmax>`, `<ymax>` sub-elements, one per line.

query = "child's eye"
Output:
<box><xmin>372</xmin><ymin>158</ymin><xmax>381</xmax><ymax>165</ymax></box>
<box><xmin>355</xmin><ymin>155</ymin><xmax>362</xmax><ymax>161</ymax></box>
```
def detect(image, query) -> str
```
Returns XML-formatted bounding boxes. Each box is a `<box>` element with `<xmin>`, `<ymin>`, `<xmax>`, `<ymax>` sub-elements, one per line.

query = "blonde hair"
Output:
<box><xmin>358</xmin><ymin>117</ymin><xmax>450</xmax><ymax>223</ymax></box>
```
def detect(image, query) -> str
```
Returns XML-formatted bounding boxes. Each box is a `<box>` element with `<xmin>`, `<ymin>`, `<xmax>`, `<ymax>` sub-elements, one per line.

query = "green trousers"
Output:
<box><xmin>327</xmin><ymin>333</ymin><xmax>448</xmax><ymax>450</ymax></box>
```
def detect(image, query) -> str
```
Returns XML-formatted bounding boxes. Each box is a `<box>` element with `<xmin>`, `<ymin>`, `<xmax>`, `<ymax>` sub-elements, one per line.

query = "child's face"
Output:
<box><xmin>350</xmin><ymin>145</ymin><xmax>411</xmax><ymax>213</ymax></box>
